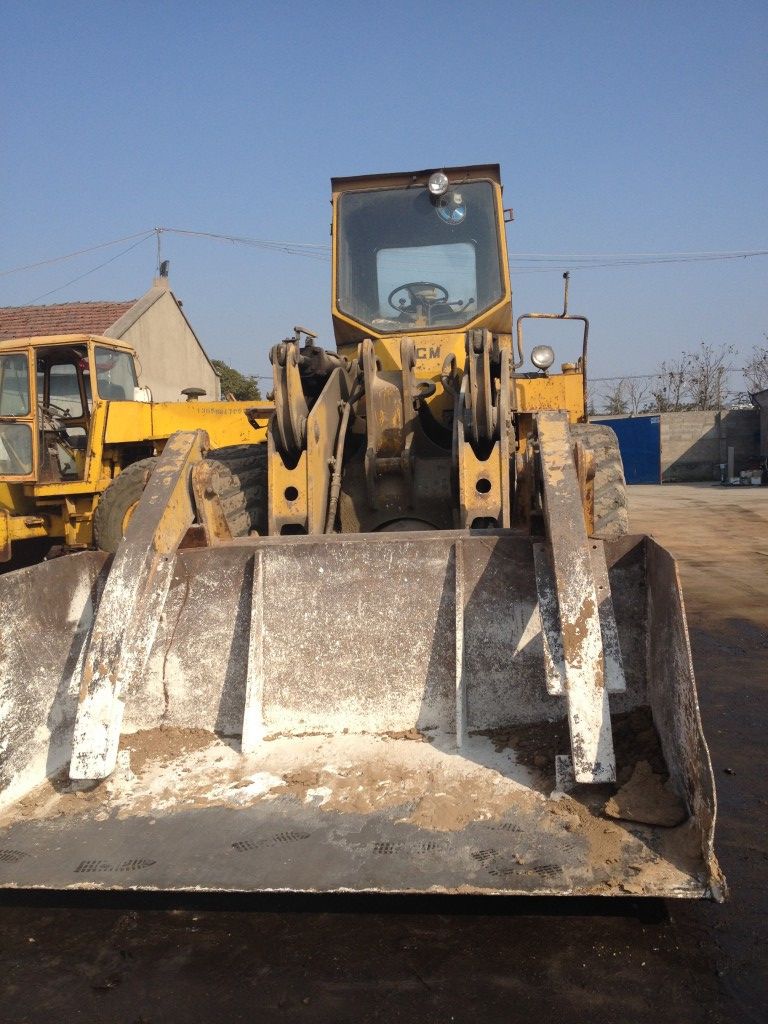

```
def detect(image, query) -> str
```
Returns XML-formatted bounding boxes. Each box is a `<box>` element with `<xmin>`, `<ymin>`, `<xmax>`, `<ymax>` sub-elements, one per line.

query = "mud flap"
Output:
<box><xmin>0</xmin><ymin>530</ymin><xmax>723</xmax><ymax>898</ymax></box>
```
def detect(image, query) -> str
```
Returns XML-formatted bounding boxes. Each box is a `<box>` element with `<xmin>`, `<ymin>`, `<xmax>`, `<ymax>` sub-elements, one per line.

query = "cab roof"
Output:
<box><xmin>0</xmin><ymin>333</ymin><xmax>136</xmax><ymax>354</ymax></box>
<box><xmin>331</xmin><ymin>164</ymin><xmax>502</xmax><ymax>192</ymax></box>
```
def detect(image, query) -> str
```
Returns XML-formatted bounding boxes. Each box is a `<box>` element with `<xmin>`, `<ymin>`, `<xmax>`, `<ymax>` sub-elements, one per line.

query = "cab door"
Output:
<box><xmin>0</xmin><ymin>350</ymin><xmax>37</xmax><ymax>482</ymax></box>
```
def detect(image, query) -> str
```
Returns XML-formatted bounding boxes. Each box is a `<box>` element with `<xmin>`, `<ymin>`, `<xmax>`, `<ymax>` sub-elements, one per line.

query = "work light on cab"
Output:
<box><xmin>427</xmin><ymin>171</ymin><xmax>449</xmax><ymax>196</ymax></box>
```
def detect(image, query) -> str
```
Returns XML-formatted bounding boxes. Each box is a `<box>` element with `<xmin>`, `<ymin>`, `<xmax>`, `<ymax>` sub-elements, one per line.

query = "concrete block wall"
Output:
<box><xmin>753</xmin><ymin>390</ymin><xmax>768</xmax><ymax>458</ymax></box>
<box><xmin>592</xmin><ymin>410</ymin><xmax>761</xmax><ymax>482</ymax></box>
<box><xmin>661</xmin><ymin>409</ymin><xmax>760</xmax><ymax>481</ymax></box>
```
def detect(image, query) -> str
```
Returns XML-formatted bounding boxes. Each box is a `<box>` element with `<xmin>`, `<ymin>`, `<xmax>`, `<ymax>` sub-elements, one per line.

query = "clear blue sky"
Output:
<box><xmin>2</xmin><ymin>0</ymin><xmax>766</xmax><ymax>393</ymax></box>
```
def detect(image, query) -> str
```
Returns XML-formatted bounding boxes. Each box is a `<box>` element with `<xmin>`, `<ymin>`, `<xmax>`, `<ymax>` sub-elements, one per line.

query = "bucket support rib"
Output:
<box><xmin>69</xmin><ymin>430</ymin><xmax>208</xmax><ymax>781</ymax></box>
<box><xmin>535</xmin><ymin>411</ymin><xmax>616</xmax><ymax>783</ymax></box>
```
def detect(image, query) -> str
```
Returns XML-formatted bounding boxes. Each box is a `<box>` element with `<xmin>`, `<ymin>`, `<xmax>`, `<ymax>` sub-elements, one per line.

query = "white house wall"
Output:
<box><xmin>114</xmin><ymin>291</ymin><xmax>220</xmax><ymax>402</ymax></box>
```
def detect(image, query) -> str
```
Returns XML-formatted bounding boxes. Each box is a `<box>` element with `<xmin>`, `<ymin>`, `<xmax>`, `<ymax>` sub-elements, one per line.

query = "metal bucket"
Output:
<box><xmin>0</xmin><ymin>532</ymin><xmax>723</xmax><ymax>898</ymax></box>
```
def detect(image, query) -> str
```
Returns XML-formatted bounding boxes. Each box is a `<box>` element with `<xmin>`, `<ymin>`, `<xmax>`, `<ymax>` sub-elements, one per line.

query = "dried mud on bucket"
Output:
<box><xmin>0</xmin><ymin>707</ymin><xmax>707</xmax><ymax>896</ymax></box>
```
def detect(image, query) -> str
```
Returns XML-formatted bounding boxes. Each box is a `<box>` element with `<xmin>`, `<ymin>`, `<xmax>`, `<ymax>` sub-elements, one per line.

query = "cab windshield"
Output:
<box><xmin>336</xmin><ymin>181</ymin><xmax>504</xmax><ymax>333</ymax></box>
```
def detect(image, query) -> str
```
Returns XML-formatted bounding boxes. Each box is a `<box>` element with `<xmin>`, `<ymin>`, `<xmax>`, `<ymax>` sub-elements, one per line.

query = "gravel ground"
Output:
<box><xmin>0</xmin><ymin>483</ymin><xmax>766</xmax><ymax>1024</ymax></box>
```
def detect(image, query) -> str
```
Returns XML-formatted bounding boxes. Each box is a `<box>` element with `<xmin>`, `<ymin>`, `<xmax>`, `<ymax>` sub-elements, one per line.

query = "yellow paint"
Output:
<box><xmin>329</xmin><ymin>168</ymin><xmax>584</xmax><ymax>430</ymax></box>
<box><xmin>103</xmin><ymin>400</ymin><xmax>271</xmax><ymax>447</ymax></box>
<box><xmin>515</xmin><ymin>373</ymin><xmax>585</xmax><ymax>422</ymax></box>
<box><xmin>268</xmin><ymin>445</ymin><xmax>308</xmax><ymax>534</ymax></box>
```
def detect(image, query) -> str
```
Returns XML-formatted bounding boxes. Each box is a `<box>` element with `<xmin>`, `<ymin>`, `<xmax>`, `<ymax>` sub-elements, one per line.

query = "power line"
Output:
<box><xmin>25</xmin><ymin>233</ymin><xmax>155</xmax><ymax>304</ymax></box>
<box><xmin>5</xmin><ymin>224</ymin><xmax>766</xmax><ymax>305</ymax></box>
<box><xmin>0</xmin><ymin>230</ymin><xmax>157</xmax><ymax>278</ymax></box>
<box><xmin>5</xmin><ymin>228</ymin><xmax>767</xmax><ymax>282</ymax></box>
<box><xmin>157</xmin><ymin>227</ymin><xmax>330</xmax><ymax>261</ymax></box>
<box><xmin>590</xmin><ymin>366</ymin><xmax>746</xmax><ymax>382</ymax></box>
<box><xmin>509</xmin><ymin>250</ymin><xmax>768</xmax><ymax>274</ymax></box>
<box><xmin>510</xmin><ymin>248</ymin><xmax>768</xmax><ymax>258</ymax></box>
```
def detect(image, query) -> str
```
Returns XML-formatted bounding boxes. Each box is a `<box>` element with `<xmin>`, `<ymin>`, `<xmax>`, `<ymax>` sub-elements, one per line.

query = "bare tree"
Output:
<box><xmin>648</xmin><ymin>357</ymin><xmax>689</xmax><ymax>412</ymax></box>
<box><xmin>585</xmin><ymin>388</ymin><xmax>598</xmax><ymax>417</ymax></box>
<box><xmin>624</xmin><ymin>377</ymin><xmax>651</xmax><ymax>415</ymax></box>
<box><xmin>743</xmin><ymin>337</ymin><xmax>768</xmax><ymax>393</ymax></box>
<box><xmin>686</xmin><ymin>341</ymin><xmax>736</xmax><ymax>410</ymax></box>
<box><xmin>602</xmin><ymin>379</ymin><xmax>628</xmax><ymax>415</ymax></box>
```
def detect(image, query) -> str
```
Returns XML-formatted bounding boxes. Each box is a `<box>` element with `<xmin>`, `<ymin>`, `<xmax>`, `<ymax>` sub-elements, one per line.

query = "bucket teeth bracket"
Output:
<box><xmin>534</xmin><ymin>411</ymin><xmax>618</xmax><ymax>784</ymax></box>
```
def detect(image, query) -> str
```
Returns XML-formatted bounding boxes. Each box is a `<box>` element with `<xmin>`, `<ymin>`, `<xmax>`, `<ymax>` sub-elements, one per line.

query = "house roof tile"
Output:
<box><xmin>0</xmin><ymin>300</ymin><xmax>137</xmax><ymax>341</ymax></box>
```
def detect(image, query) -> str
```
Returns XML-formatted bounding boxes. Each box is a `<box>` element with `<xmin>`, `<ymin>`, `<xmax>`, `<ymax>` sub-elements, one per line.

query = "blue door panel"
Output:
<box><xmin>593</xmin><ymin>416</ymin><xmax>661</xmax><ymax>484</ymax></box>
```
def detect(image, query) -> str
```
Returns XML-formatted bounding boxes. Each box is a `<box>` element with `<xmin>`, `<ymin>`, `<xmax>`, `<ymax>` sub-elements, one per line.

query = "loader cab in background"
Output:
<box><xmin>0</xmin><ymin>336</ymin><xmax>140</xmax><ymax>484</ymax></box>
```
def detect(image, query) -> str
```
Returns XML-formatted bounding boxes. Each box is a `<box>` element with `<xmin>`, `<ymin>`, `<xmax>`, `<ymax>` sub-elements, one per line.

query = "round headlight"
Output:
<box><xmin>531</xmin><ymin>345</ymin><xmax>555</xmax><ymax>370</ymax></box>
<box><xmin>428</xmin><ymin>171</ymin><xmax>449</xmax><ymax>196</ymax></box>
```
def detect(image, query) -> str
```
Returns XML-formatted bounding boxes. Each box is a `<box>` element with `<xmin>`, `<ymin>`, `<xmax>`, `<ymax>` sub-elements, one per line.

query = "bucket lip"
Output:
<box><xmin>209</xmin><ymin>529</ymin><xmax>652</xmax><ymax>552</ymax></box>
<box><xmin>0</xmin><ymin>880</ymin><xmax>717</xmax><ymax>899</ymax></box>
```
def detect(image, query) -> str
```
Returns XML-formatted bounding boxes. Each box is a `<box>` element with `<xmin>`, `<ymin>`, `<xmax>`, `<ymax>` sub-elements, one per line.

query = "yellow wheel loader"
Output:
<box><xmin>0</xmin><ymin>333</ymin><xmax>271</xmax><ymax>567</ymax></box>
<box><xmin>0</xmin><ymin>166</ymin><xmax>724</xmax><ymax>900</ymax></box>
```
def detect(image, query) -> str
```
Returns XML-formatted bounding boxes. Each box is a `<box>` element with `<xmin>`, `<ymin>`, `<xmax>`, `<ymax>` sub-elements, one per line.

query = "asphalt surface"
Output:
<box><xmin>1</xmin><ymin>483</ymin><xmax>766</xmax><ymax>1024</ymax></box>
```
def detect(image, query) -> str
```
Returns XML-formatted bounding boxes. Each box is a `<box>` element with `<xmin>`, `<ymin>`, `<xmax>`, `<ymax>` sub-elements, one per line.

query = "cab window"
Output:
<box><xmin>0</xmin><ymin>353</ymin><xmax>30</xmax><ymax>416</ymax></box>
<box><xmin>48</xmin><ymin>363</ymin><xmax>84</xmax><ymax>417</ymax></box>
<box><xmin>337</xmin><ymin>181</ymin><xmax>504</xmax><ymax>333</ymax></box>
<box><xmin>0</xmin><ymin>353</ymin><xmax>33</xmax><ymax>475</ymax></box>
<box><xmin>94</xmin><ymin>348</ymin><xmax>137</xmax><ymax>401</ymax></box>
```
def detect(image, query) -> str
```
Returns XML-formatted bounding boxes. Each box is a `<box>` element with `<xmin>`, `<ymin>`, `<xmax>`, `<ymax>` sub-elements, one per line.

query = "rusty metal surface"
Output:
<box><xmin>191</xmin><ymin>460</ymin><xmax>234</xmax><ymax>544</ymax></box>
<box><xmin>268</xmin><ymin>350</ymin><xmax>354</xmax><ymax>535</ymax></box>
<box><xmin>270</xmin><ymin>339</ymin><xmax>308</xmax><ymax>459</ymax></box>
<box><xmin>537</xmin><ymin>411</ymin><xmax>615</xmax><ymax>783</ymax></box>
<box><xmin>0</xmin><ymin>530</ymin><xmax>721</xmax><ymax>897</ymax></box>
<box><xmin>454</xmin><ymin>331</ymin><xmax>512</xmax><ymax>529</ymax></box>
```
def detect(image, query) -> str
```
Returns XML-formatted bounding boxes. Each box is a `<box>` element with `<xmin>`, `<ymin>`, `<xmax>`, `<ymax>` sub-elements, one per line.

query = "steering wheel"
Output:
<box><xmin>45</xmin><ymin>401</ymin><xmax>71</xmax><ymax>417</ymax></box>
<box><xmin>388</xmin><ymin>281</ymin><xmax>449</xmax><ymax>313</ymax></box>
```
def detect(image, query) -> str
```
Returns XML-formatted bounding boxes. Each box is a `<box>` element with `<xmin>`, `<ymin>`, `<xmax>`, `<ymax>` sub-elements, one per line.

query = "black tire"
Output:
<box><xmin>570</xmin><ymin>423</ymin><xmax>628</xmax><ymax>540</ymax></box>
<box><xmin>202</xmin><ymin>443</ymin><xmax>268</xmax><ymax>538</ymax></box>
<box><xmin>93</xmin><ymin>457</ymin><xmax>158</xmax><ymax>553</ymax></box>
<box><xmin>93</xmin><ymin>444</ymin><xmax>269</xmax><ymax>553</ymax></box>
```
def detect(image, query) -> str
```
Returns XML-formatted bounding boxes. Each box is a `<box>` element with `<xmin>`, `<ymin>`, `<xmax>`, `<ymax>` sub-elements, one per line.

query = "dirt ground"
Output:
<box><xmin>1</xmin><ymin>483</ymin><xmax>766</xmax><ymax>1024</ymax></box>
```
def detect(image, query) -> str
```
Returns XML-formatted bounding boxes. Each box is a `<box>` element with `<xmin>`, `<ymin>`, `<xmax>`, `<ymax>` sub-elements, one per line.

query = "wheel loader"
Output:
<box><xmin>0</xmin><ymin>332</ymin><xmax>271</xmax><ymax>567</ymax></box>
<box><xmin>0</xmin><ymin>166</ymin><xmax>724</xmax><ymax>899</ymax></box>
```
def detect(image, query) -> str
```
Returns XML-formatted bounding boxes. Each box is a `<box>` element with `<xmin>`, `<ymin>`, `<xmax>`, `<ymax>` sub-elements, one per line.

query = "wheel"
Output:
<box><xmin>570</xmin><ymin>423</ymin><xmax>628</xmax><ymax>541</ymax></box>
<box><xmin>202</xmin><ymin>443</ymin><xmax>268</xmax><ymax>537</ymax></box>
<box><xmin>93</xmin><ymin>457</ymin><xmax>157</xmax><ymax>553</ymax></box>
<box><xmin>93</xmin><ymin>445</ymin><xmax>269</xmax><ymax>554</ymax></box>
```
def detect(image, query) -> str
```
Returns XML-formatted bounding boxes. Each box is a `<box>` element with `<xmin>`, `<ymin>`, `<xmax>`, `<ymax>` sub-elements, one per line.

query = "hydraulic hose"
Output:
<box><xmin>324</xmin><ymin>400</ymin><xmax>352</xmax><ymax>533</ymax></box>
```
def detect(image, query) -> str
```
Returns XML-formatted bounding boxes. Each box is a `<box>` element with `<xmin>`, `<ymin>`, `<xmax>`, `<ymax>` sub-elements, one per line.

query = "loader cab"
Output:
<box><xmin>331</xmin><ymin>165</ymin><xmax>513</xmax><ymax>351</ymax></box>
<box><xmin>0</xmin><ymin>335</ymin><xmax>139</xmax><ymax>484</ymax></box>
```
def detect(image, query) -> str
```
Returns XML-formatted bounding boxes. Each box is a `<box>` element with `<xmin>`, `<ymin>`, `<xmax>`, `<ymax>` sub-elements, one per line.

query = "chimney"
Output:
<box><xmin>153</xmin><ymin>259</ymin><xmax>170</xmax><ymax>290</ymax></box>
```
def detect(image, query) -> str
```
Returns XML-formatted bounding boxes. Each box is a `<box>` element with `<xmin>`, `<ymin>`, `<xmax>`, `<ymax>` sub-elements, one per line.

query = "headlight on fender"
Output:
<box><xmin>531</xmin><ymin>345</ymin><xmax>555</xmax><ymax>370</ymax></box>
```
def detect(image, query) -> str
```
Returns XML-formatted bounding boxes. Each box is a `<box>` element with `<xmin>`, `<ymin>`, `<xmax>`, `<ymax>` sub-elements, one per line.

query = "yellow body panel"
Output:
<box><xmin>515</xmin><ymin>372</ymin><xmax>585</xmax><ymax>422</ymax></box>
<box><xmin>103</xmin><ymin>400</ymin><xmax>270</xmax><ymax>447</ymax></box>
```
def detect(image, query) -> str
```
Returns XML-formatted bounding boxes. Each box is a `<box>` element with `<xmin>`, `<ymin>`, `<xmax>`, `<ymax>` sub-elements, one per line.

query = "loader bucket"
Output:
<box><xmin>0</xmin><ymin>532</ymin><xmax>723</xmax><ymax>898</ymax></box>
